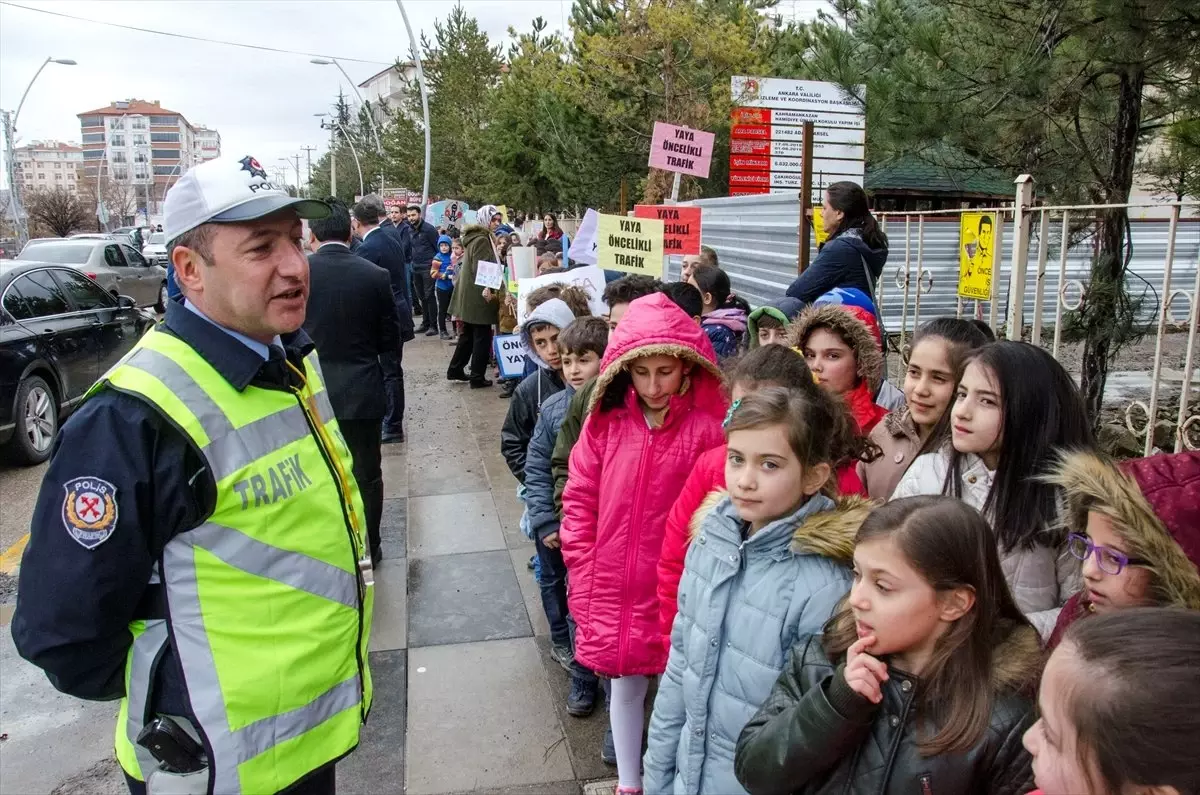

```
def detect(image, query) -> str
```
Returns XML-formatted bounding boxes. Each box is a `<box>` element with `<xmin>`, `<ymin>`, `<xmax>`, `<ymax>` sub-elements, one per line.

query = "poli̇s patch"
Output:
<box><xmin>62</xmin><ymin>476</ymin><xmax>119</xmax><ymax>549</ymax></box>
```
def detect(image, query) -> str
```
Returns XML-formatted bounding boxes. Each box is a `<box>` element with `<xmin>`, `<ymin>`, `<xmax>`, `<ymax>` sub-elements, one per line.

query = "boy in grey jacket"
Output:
<box><xmin>525</xmin><ymin>316</ymin><xmax>609</xmax><ymax>717</ymax></box>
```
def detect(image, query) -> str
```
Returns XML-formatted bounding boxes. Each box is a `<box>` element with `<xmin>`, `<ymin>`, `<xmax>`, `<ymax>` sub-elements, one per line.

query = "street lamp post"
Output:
<box><xmin>3</xmin><ymin>56</ymin><xmax>76</xmax><ymax>246</ymax></box>
<box><xmin>310</xmin><ymin>58</ymin><xmax>384</xmax><ymax>157</ymax></box>
<box><xmin>393</xmin><ymin>1</ymin><xmax>431</xmax><ymax>212</ymax></box>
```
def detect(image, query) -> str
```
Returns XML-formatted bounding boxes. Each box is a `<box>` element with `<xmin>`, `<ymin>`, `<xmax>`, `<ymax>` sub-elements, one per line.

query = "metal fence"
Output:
<box><xmin>670</xmin><ymin>188</ymin><xmax>1198</xmax><ymax>454</ymax></box>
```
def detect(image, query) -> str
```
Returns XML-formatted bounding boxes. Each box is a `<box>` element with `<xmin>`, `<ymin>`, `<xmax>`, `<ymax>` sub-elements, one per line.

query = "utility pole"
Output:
<box><xmin>300</xmin><ymin>145</ymin><xmax>316</xmax><ymax>197</ymax></box>
<box><xmin>2</xmin><ymin>109</ymin><xmax>28</xmax><ymax>245</ymax></box>
<box><xmin>278</xmin><ymin>155</ymin><xmax>301</xmax><ymax>195</ymax></box>
<box><xmin>319</xmin><ymin>119</ymin><xmax>337</xmax><ymax>197</ymax></box>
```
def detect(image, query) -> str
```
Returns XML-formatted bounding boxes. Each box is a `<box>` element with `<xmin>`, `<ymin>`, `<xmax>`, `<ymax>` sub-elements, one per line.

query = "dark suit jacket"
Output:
<box><xmin>304</xmin><ymin>242</ymin><xmax>400</xmax><ymax>421</ymax></box>
<box><xmin>355</xmin><ymin>226</ymin><xmax>415</xmax><ymax>342</ymax></box>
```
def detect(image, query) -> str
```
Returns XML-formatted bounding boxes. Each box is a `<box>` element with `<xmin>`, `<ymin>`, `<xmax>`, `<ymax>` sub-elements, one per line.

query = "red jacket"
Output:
<box><xmin>656</xmin><ymin>444</ymin><xmax>869</xmax><ymax>642</ymax></box>
<box><xmin>561</xmin><ymin>294</ymin><xmax>727</xmax><ymax>677</ymax></box>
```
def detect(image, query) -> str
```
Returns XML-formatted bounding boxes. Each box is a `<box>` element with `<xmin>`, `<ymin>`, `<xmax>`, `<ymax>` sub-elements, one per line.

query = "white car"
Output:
<box><xmin>142</xmin><ymin>232</ymin><xmax>168</xmax><ymax>265</ymax></box>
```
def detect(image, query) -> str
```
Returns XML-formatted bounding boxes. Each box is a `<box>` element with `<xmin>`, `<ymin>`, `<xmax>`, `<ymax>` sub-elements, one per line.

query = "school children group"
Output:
<box><xmin>484</xmin><ymin>193</ymin><xmax>1199</xmax><ymax>795</ymax></box>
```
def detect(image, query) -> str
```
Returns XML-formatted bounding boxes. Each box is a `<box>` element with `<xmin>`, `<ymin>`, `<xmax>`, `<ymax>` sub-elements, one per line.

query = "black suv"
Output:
<box><xmin>1</xmin><ymin>262</ymin><xmax>153</xmax><ymax>464</ymax></box>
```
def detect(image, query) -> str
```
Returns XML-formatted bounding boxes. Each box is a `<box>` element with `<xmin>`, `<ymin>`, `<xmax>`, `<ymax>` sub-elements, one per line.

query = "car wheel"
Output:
<box><xmin>6</xmin><ymin>375</ymin><xmax>58</xmax><ymax>465</ymax></box>
<box><xmin>156</xmin><ymin>282</ymin><xmax>167</xmax><ymax>313</ymax></box>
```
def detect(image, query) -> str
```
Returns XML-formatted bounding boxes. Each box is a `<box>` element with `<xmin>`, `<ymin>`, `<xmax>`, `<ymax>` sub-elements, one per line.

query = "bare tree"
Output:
<box><xmin>25</xmin><ymin>187</ymin><xmax>89</xmax><ymax>238</ymax></box>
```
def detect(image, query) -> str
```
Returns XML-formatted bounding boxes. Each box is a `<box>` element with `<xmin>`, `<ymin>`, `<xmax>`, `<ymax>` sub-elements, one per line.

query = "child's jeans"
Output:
<box><xmin>535</xmin><ymin>531</ymin><xmax>599</xmax><ymax>685</ymax></box>
<box><xmin>517</xmin><ymin>485</ymin><xmax>542</xmax><ymax>584</ymax></box>
<box><xmin>435</xmin><ymin>286</ymin><xmax>452</xmax><ymax>333</ymax></box>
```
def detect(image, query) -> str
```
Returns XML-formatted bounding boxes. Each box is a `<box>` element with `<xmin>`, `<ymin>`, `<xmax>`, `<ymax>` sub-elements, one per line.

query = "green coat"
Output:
<box><xmin>449</xmin><ymin>225</ymin><xmax>500</xmax><ymax>326</ymax></box>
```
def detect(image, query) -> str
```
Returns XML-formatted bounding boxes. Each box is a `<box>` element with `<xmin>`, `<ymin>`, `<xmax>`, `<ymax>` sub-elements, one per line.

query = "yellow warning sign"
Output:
<box><xmin>812</xmin><ymin>207</ymin><xmax>830</xmax><ymax>246</ymax></box>
<box><xmin>958</xmin><ymin>212</ymin><xmax>996</xmax><ymax>300</ymax></box>
<box><xmin>597</xmin><ymin>213</ymin><xmax>665</xmax><ymax>275</ymax></box>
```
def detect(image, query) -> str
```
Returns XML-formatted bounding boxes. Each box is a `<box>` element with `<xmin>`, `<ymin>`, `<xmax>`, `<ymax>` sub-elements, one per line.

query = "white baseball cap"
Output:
<box><xmin>164</xmin><ymin>154</ymin><xmax>330</xmax><ymax>241</ymax></box>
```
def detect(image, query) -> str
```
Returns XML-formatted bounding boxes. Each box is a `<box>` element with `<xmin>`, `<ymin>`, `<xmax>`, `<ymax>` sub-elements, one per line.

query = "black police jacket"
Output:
<box><xmin>11</xmin><ymin>298</ymin><xmax>318</xmax><ymax>716</ymax></box>
<box><xmin>734</xmin><ymin>625</ymin><xmax>1042</xmax><ymax>795</ymax></box>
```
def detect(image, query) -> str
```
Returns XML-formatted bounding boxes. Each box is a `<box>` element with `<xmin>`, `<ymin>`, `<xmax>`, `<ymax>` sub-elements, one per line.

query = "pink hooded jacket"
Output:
<box><xmin>561</xmin><ymin>293</ymin><xmax>727</xmax><ymax>677</ymax></box>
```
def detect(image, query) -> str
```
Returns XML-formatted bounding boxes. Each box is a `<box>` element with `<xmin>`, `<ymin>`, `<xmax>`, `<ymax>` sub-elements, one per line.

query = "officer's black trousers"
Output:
<box><xmin>339</xmin><ymin>419</ymin><xmax>384</xmax><ymax>559</ymax></box>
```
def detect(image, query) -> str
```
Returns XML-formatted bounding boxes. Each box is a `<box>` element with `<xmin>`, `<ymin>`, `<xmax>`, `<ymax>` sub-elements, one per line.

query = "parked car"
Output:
<box><xmin>10</xmin><ymin>238</ymin><xmax>168</xmax><ymax>311</ymax></box>
<box><xmin>142</xmin><ymin>231</ymin><xmax>168</xmax><ymax>265</ymax></box>
<box><xmin>0</xmin><ymin>262</ymin><xmax>154</xmax><ymax>464</ymax></box>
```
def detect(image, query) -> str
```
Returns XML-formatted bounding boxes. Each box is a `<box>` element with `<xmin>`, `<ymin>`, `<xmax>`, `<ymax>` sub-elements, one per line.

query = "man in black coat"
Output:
<box><xmin>352</xmin><ymin>195</ymin><xmax>414</xmax><ymax>444</ymax></box>
<box><xmin>304</xmin><ymin>198</ymin><xmax>399</xmax><ymax>563</ymax></box>
<box><xmin>405</xmin><ymin>204</ymin><xmax>440</xmax><ymax>334</ymax></box>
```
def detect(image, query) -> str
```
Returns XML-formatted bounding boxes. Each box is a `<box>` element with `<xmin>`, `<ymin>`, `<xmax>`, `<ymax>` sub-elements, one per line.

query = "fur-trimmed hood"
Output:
<box><xmin>586</xmin><ymin>292</ymin><xmax>722</xmax><ymax>414</ymax></box>
<box><xmin>989</xmin><ymin>622</ymin><xmax>1045</xmax><ymax>694</ymax></box>
<box><xmin>1045</xmin><ymin>450</ymin><xmax>1200</xmax><ymax>610</ymax></box>
<box><xmin>787</xmin><ymin>303</ymin><xmax>885</xmax><ymax>395</ymax></box>
<box><xmin>688</xmin><ymin>489</ymin><xmax>874</xmax><ymax>564</ymax></box>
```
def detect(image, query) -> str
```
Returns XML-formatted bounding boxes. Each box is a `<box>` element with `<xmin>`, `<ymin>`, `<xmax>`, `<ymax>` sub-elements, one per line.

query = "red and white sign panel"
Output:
<box><xmin>730</xmin><ymin>171</ymin><xmax>862</xmax><ymax>190</ymax></box>
<box><xmin>729</xmin><ymin>140</ymin><xmax>865</xmax><ymax>160</ymax></box>
<box><xmin>731</xmin><ymin>118</ymin><xmax>866</xmax><ymax>146</ymax></box>
<box><xmin>731</xmin><ymin>76</ymin><xmax>864</xmax><ymax>116</ymax></box>
<box><xmin>633</xmin><ymin>205</ymin><xmax>702</xmax><ymax>256</ymax></box>
<box><xmin>729</xmin><ymin>154</ymin><xmax>865</xmax><ymax>177</ymax></box>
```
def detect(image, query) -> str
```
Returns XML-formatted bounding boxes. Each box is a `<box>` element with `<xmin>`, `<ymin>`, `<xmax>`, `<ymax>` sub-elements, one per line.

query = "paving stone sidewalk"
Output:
<box><xmin>338</xmin><ymin>332</ymin><xmax>617</xmax><ymax>795</ymax></box>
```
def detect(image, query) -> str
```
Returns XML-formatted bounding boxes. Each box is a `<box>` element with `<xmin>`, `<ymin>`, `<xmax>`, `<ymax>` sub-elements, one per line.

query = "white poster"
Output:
<box><xmin>516</xmin><ymin>265</ymin><xmax>609</xmax><ymax>327</ymax></box>
<box><xmin>568</xmin><ymin>208</ymin><xmax>600</xmax><ymax>266</ymax></box>
<box><xmin>474</xmin><ymin>260</ymin><xmax>504</xmax><ymax>290</ymax></box>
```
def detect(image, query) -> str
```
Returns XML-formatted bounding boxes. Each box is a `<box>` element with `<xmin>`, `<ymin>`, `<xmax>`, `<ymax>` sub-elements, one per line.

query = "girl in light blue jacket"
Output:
<box><xmin>643</xmin><ymin>386</ymin><xmax>872</xmax><ymax>795</ymax></box>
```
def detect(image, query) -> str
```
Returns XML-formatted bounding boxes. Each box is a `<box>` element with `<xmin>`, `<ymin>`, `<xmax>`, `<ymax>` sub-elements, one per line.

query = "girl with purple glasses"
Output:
<box><xmin>1041</xmin><ymin>450</ymin><xmax>1200</xmax><ymax>650</ymax></box>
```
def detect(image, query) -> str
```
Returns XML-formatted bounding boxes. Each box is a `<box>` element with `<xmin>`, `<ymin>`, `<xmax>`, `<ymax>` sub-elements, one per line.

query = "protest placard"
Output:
<box><xmin>508</xmin><ymin>246</ymin><xmax>537</xmax><ymax>293</ymax></box>
<box><xmin>596</xmin><ymin>214</ymin><xmax>664</xmax><ymax>275</ymax></box>
<box><xmin>515</xmin><ymin>265</ymin><xmax>608</xmax><ymax>327</ymax></box>
<box><xmin>570</xmin><ymin>209</ymin><xmax>600</xmax><ymax>266</ymax></box>
<box><xmin>493</xmin><ymin>334</ymin><xmax>530</xmax><ymax>380</ymax></box>
<box><xmin>633</xmin><ymin>205</ymin><xmax>702</xmax><ymax>256</ymax></box>
<box><xmin>958</xmin><ymin>212</ymin><xmax>997</xmax><ymax>300</ymax></box>
<box><xmin>475</xmin><ymin>260</ymin><xmax>504</xmax><ymax>290</ymax></box>
<box><xmin>648</xmin><ymin>122</ymin><xmax>715</xmax><ymax>179</ymax></box>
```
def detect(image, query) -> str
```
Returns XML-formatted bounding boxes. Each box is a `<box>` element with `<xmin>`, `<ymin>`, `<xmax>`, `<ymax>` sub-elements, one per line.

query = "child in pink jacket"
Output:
<box><xmin>561</xmin><ymin>292</ymin><xmax>727</xmax><ymax>795</ymax></box>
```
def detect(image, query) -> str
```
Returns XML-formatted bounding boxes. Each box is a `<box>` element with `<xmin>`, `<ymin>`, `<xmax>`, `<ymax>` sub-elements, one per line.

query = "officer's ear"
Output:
<box><xmin>171</xmin><ymin>225</ymin><xmax>215</xmax><ymax>297</ymax></box>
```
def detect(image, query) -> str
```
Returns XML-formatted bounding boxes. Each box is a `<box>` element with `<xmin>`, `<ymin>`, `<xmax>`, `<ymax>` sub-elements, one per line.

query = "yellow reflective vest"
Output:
<box><xmin>89</xmin><ymin>327</ymin><xmax>374</xmax><ymax>794</ymax></box>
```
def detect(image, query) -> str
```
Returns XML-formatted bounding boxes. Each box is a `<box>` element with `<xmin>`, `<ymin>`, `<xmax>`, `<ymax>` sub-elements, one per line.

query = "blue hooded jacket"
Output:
<box><xmin>785</xmin><ymin>227</ymin><xmax>888</xmax><ymax>305</ymax></box>
<box><xmin>433</xmin><ymin>234</ymin><xmax>454</xmax><ymax>291</ymax></box>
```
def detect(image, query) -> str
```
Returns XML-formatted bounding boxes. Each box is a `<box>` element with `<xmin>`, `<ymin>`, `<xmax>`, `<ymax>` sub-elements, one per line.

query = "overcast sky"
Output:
<box><xmin>0</xmin><ymin>0</ymin><xmax>826</xmax><ymax>190</ymax></box>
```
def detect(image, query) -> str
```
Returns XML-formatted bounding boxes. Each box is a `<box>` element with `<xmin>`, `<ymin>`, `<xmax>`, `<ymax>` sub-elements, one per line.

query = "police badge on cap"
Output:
<box><xmin>62</xmin><ymin>476</ymin><xmax>119</xmax><ymax>549</ymax></box>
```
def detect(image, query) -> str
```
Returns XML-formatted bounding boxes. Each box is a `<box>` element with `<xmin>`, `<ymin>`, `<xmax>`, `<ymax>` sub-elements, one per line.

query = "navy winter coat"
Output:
<box><xmin>524</xmin><ymin>386</ymin><xmax>574</xmax><ymax>540</ymax></box>
<box><xmin>786</xmin><ymin>228</ymin><xmax>888</xmax><ymax>305</ymax></box>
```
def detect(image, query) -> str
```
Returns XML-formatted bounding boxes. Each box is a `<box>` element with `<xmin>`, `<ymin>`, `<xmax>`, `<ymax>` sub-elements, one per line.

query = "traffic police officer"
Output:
<box><xmin>12</xmin><ymin>154</ymin><xmax>375</xmax><ymax>795</ymax></box>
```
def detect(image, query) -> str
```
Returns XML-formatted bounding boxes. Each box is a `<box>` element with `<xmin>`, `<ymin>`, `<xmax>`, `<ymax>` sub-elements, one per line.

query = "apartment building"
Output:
<box><xmin>194</xmin><ymin>125</ymin><xmax>221</xmax><ymax>162</ymax></box>
<box><xmin>11</xmin><ymin>140</ymin><xmax>84</xmax><ymax>199</ymax></box>
<box><xmin>76</xmin><ymin>99</ymin><xmax>219</xmax><ymax>220</ymax></box>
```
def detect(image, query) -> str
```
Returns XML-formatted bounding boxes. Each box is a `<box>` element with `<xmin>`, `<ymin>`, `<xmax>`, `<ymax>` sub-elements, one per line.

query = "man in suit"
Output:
<box><xmin>352</xmin><ymin>195</ymin><xmax>414</xmax><ymax>444</ymax></box>
<box><xmin>305</xmin><ymin>198</ymin><xmax>398</xmax><ymax>564</ymax></box>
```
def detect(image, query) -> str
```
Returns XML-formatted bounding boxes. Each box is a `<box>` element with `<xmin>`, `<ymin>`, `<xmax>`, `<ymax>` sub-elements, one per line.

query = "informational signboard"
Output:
<box><xmin>515</xmin><ymin>265</ymin><xmax>609</xmax><ymax>327</ymax></box>
<box><xmin>596</xmin><ymin>213</ymin><xmax>665</xmax><ymax>275</ymax></box>
<box><xmin>648</xmin><ymin>121</ymin><xmax>715</xmax><ymax>179</ymax></box>
<box><xmin>732</xmin><ymin>76</ymin><xmax>864</xmax><ymax>114</ymax></box>
<box><xmin>728</xmin><ymin>154</ymin><xmax>866</xmax><ymax>177</ymax></box>
<box><xmin>474</xmin><ymin>260</ymin><xmax>504</xmax><ymax>290</ymax></box>
<box><xmin>729</xmin><ymin>171</ymin><xmax>860</xmax><ymax>191</ymax></box>
<box><xmin>381</xmin><ymin>188</ymin><xmax>408</xmax><ymax>211</ymax></box>
<box><xmin>958</xmin><ymin>212</ymin><xmax>997</xmax><ymax>300</ymax></box>
<box><xmin>633</xmin><ymin>205</ymin><xmax>702</xmax><ymax>256</ymax></box>
<box><xmin>494</xmin><ymin>334</ymin><xmax>530</xmax><ymax>380</ymax></box>
<box><xmin>729</xmin><ymin>76</ymin><xmax>866</xmax><ymax>197</ymax></box>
